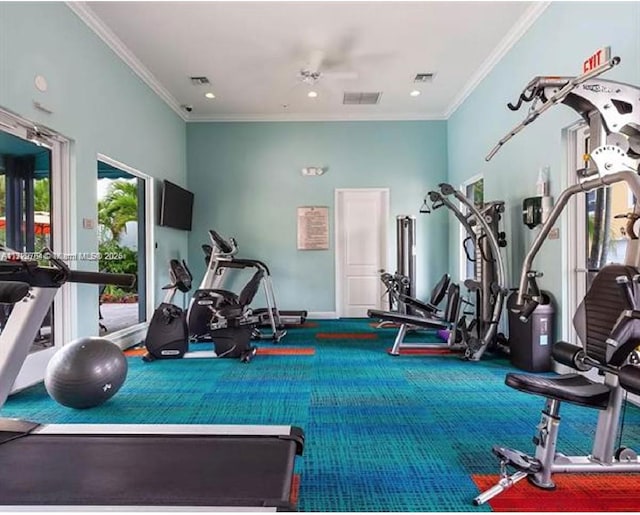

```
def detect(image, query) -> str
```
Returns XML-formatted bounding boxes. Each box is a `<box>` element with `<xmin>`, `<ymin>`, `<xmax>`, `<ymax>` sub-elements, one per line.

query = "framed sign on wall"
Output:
<box><xmin>297</xmin><ymin>206</ymin><xmax>329</xmax><ymax>250</ymax></box>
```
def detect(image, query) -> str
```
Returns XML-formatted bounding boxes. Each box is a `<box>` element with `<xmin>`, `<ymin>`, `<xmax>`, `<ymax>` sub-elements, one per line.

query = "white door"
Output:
<box><xmin>335</xmin><ymin>188</ymin><xmax>389</xmax><ymax>317</ymax></box>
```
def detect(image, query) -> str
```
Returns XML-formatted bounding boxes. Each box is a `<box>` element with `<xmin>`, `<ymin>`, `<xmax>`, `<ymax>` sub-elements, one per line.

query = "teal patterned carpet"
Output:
<box><xmin>2</xmin><ymin>319</ymin><xmax>639</xmax><ymax>511</ymax></box>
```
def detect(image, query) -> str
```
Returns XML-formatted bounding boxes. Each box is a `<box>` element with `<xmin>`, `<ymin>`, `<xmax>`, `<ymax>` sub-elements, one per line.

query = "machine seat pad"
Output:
<box><xmin>505</xmin><ymin>373</ymin><xmax>611</xmax><ymax>410</ymax></box>
<box><xmin>367</xmin><ymin>310</ymin><xmax>447</xmax><ymax>329</ymax></box>
<box><xmin>0</xmin><ymin>282</ymin><xmax>30</xmax><ymax>304</ymax></box>
<box><xmin>399</xmin><ymin>295</ymin><xmax>438</xmax><ymax>315</ymax></box>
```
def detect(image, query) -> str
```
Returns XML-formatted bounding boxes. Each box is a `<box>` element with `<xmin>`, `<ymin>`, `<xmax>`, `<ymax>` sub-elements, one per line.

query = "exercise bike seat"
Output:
<box><xmin>505</xmin><ymin>372</ymin><xmax>611</xmax><ymax>409</ymax></box>
<box><xmin>0</xmin><ymin>282</ymin><xmax>30</xmax><ymax>304</ymax></box>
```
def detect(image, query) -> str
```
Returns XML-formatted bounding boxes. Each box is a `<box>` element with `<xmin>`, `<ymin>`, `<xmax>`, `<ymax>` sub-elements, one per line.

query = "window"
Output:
<box><xmin>585</xmin><ymin>183</ymin><xmax>632</xmax><ymax>278</ymax></box>
<box><xmin>0</xmin><ymin>131</ymin><xmax>54</xmax><ymax>352</ymax></box>
<box><xmin>460</xmin><ymin>176</ymin><xmax>484</xmax><ymax>281</ymax></box>
<box><xmin>97</xmin><ymin>158</ymin><xmax>150</xmax><ymax>336</ymax></box>
<box><xmin>581</xmin><ymin>132</ymin><xmax>632</xmax><ymax>288</ymax></box>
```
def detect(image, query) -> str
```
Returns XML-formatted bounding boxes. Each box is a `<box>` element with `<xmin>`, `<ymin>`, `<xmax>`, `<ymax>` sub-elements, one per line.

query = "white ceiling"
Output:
<box><xmin>80</xmin><ymin>1</ymin><xmax>545</xmax><ymax>121</ymax></box>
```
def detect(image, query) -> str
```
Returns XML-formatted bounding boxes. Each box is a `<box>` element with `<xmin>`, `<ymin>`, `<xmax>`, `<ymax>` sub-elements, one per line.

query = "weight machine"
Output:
<box><xmin>369</xmin><ymin>184</ymin><xmax>507</xmax><ymax>361</ymax></box>
<box><xmin>475</xmin><ymin>50</ymin><xmax>640</xmax><ymax>504</ymax></box>
<box><xmin>425</xmin><ymin>185</ymin><xmax>508</xmax><ymax>360</ymax></box>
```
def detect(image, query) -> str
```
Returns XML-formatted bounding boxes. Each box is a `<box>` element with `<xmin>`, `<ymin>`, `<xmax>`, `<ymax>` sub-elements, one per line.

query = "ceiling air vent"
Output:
<box><xmin>414</xmin><ymin>73</ymin><xmax>435</xmax><ymax>83</ymax></box>
<box><xmin>190</xmin><ymin>76</ymin><xmax>210</xmax><ymax>86</ymax></box>
<box><xmin>343</xmin><ymin>92</ymin><xmax>382</xmax><ymax>105</ymax></box>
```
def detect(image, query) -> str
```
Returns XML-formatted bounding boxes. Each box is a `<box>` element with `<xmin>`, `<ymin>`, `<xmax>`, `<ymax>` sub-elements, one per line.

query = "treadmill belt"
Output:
<box><xmin>0</xmin><ymin>434</ymin><xmax>298</xmax><ymax>509</ymax></box>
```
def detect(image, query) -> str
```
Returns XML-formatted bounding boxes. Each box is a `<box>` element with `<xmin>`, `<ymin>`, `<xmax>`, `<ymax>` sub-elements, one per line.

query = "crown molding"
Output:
<box><xmin>186</xmin><ymin>112</ymin><xmax>447</xmax><ymax>123</ymax></box>
<box><xmin>66</xmin><ymin>1</ymin><xmax>187</xmax><ymax>121</ymax></box>
<box><xmin>443</xmin><ymin>1</ymin><xmax>551</xmax><ymax>119</ymax></box>
<box><xmin>68</xmin><ymin>1</ymin><xmax>549</xmax><ymax>124</ymax></box>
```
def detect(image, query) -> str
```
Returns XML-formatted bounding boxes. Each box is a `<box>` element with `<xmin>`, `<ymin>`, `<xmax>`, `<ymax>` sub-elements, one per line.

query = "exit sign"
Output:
<box><xmin>583</xmin><ymin>47</ymin><xmax>611</xmax><ymax>73</ymax></box>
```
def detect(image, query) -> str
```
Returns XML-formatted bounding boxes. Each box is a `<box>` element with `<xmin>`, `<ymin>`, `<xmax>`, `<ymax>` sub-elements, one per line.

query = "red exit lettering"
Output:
<box><xmin>583</xmin><ymin>47</ymin><xmax>611</xmax><ymax>73</ymax></box>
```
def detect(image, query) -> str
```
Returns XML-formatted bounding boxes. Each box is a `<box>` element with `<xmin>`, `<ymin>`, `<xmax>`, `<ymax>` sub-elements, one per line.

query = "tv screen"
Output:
<box><xmin>159</xmin><ymin>180</ymin><xmax>194</xmax><ymax>231</ymax></box>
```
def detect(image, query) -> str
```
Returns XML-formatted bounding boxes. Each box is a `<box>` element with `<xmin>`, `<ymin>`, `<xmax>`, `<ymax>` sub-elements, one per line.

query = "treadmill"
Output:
<box><xmin>0</xmin><ymin>250</ymin><xmax>304</xmax><ymax>511</ymax></box>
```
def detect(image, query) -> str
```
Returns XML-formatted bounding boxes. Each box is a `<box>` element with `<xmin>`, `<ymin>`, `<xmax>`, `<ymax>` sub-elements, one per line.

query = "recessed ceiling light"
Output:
<box><xmin>205</xmin><ymin>92</ymin><xmax>216</xmax><ymax>99</ymax></box>
<box><xmin>410</xmin><ymin>90</ymin><xmax>421</xmax><ymax>97</ymax></box>
<box><xmin>308</xmin><ymin>90</ymin><xmax>318</xmax><ymax>98</ymax></box>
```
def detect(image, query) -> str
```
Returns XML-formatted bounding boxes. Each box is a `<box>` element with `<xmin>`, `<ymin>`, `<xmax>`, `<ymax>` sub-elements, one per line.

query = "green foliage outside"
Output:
<box><xmin>34</xmin><ymin>177</ymin><xmax>50</xmax><ymax>211</ymax></box>
<box><xmin>0</xmin><ymin>176</ymin><xmax>51</xmax><ymax>255</ymax></box>
<box><xmin>98</xmin><ymin>180</ymin><xmax>138</xmax><ymax>241</ymax></box>
<box><xmin>99</xmin><ymin>240</ymin><xmax>138</xmax><ymax>299</ymax></box>
<box><xmin>98</xmin><ymin>180</ymin><xmax>139</xmax><ymax>301</ymax></box>
<box><xmin>472</xmin><ymin>178</ymin><xmax>484</xmax><ymax>207</ymax></box>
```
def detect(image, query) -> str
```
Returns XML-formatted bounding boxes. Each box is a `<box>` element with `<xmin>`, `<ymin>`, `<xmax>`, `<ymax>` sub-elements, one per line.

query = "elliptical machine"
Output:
<box><xmin>143</xmin><ymin>259</ymin><xmax>258</xmax><ymax>363</ymax></box>
<box><xmin>188</xmin><ymin>230</ymin><xmax>307</xmax><ymax>342</ymax></box>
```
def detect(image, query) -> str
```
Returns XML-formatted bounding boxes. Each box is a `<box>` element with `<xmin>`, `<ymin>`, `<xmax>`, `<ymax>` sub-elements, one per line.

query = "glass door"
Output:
<box><xmin>0</xmin><ymin>118</ymin><xmax>67</xmax><ymax>391</ymax></box>
<box><xmin>573</xmin><ymin>128</ymin><xmax>632</xmax><ymax>292</ymax></box>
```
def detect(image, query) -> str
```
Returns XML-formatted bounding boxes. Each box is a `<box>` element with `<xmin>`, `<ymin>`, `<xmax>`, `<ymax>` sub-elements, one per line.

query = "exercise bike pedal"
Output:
<box><xmin>141</xmin><ymin>352</ymin><xmax>156</xmax><ymax>363</ymax></box>
<box><xmin>240</xmin><ymin>347</ymin><xmax>258</xmax><ymax>363</ymax></box>
<box><xmin>491</xmin><ymin>445</ymin><xmax>542</xmax><ymax>474</ymax></box>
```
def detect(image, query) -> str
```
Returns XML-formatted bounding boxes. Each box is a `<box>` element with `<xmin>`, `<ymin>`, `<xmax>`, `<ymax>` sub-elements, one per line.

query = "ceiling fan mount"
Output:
<box><xmin>298</xmin><ymin>69</ymin><xmax>323</xmax><ymax>85</ymax></box>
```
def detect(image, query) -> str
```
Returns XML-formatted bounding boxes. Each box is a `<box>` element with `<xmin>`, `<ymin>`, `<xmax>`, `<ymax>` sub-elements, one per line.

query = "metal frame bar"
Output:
<box><xmin>384</xmin><ymin>315</ymin><xmax>457</xmax><ymax>356</ymax></box>
<box><xmin>0</xmin><ymin>287</ymin><xmax>57</xmax><ymax>408</ymax></box>
<box><xmin>440</xmin><ymin>185</ymin><xmax>506</xmax><ymax>360</ymax></box>
<box><xmin>517</xmin><ymin>170</ymin><xmax>640</xmax><ymax>306</ymax></box>
<box><xmin>0</xmin><ymin>506</ymin><xmax>278</xmax><ymax>512</ymax></box>
<box><xmin>486</xmin><ymin>56</ymin><xmax>620</xmax><ymax>161</ymax></box>
<box><xmin>34</xmin><ymin>423</ymin><xmax>294</xmax><ymax>436</ymax></box>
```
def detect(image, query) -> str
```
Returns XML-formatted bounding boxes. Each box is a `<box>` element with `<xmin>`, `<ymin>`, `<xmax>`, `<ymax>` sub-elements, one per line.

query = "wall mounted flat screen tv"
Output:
<box><xmin>159</xmin><ymin>180</ymin><xmax>194</xmax><ymax>231</ymax></box>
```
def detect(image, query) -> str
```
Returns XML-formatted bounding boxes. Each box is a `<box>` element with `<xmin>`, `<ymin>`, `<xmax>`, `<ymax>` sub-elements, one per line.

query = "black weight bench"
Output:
<box><xmin>368</xmin><ymin>282</ymin><xmax>461</xmax><ymax>355</ymax></box>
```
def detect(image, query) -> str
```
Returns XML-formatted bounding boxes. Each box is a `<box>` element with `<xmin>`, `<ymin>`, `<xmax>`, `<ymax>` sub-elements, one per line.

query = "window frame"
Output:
<box><xmin>96</xmin><ymin>153</ymin><xmax>155</xmax><ymax>347</ymax></box>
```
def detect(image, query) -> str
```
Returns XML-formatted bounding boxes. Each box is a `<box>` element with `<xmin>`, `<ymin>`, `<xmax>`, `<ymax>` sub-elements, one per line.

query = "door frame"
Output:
<box><xmin>97</xmin><ymin>153</ymin><xmax>155</xmax><ymax>348</ymax></box>
<box><xmin>0</xmin><ymin>107</ymin><xmax>72</xmax><ymax>391</ymax></box>
<box><xmin>334</xmin><ymin>187</ymin><xmax>390</xmax><ymax>318</ymax></box>
<box><xmin>563</xmin><ymin>121</ymin><xmax>589</xmax><ymax>343</ymax></box>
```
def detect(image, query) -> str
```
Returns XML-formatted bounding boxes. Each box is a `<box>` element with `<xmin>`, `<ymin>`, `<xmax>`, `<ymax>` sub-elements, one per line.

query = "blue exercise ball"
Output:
<box><xmin>45</xmin><ymin>337</ymin><xmax>128</xmax><ymax>409</ymax></box>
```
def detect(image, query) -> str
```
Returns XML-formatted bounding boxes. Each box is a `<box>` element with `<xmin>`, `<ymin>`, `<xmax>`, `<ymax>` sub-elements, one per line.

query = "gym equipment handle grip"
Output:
<box><xmin>67</xmin><ymin>270</ymin><xmax>136</xmax><ymax>288</ymax></box>
<box><xmin>518</xmin><ymin>299</ymin><xmax>539</xmax><ymax>322</ymax></box>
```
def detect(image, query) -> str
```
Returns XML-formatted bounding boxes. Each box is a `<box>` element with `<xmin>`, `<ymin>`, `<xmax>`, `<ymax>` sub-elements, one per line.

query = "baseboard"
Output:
<box><xmin>308</xmin><ymin>311</ymin><xmax>339</xmax><ymax>319</ymax></box>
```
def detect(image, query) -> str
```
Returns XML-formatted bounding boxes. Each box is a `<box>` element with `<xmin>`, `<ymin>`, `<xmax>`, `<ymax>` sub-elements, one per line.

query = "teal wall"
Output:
<box><xmin>0</xmin><ymin>2</ymin><xmax>188</xmax><ymax>338</ymax></box>
<box><xmin>3</xmin><ymin>0</ymin><xmax>638</xmax><ymax>334</ymax></box>
<box><xmin>187</xmin><ymin>121</ymin><xmax>449</xmax><ymax>312</ymax></box>
<box><xmin>447</xmin><ymin>1</ymin><xmax>640</xmax><ymax>336</ymax></box>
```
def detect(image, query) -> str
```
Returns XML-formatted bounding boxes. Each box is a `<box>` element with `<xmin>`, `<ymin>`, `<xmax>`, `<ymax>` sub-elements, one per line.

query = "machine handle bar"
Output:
<box><xmin>66</xmin><ymin>270</ymin><xmax>136</xmax><ymax>288</ymax></box>
<box><xmin>462</xmin><ymin>237</ymin><xmax>476</xmax><ymax>263</ymax></box>
<box><xmin>518</xmin><ymin>298</ymin><xmax>539</xmax><ymax>322</ymax></box>
<box><xmin>486</xmin><ymin>56</ymin><xmax>620</xmax><ymax>161</ymax></box>
<box><xmin>208</xmin><ymin>229</ymin><xmax>236</xmax><ymax>254</ymax></box>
